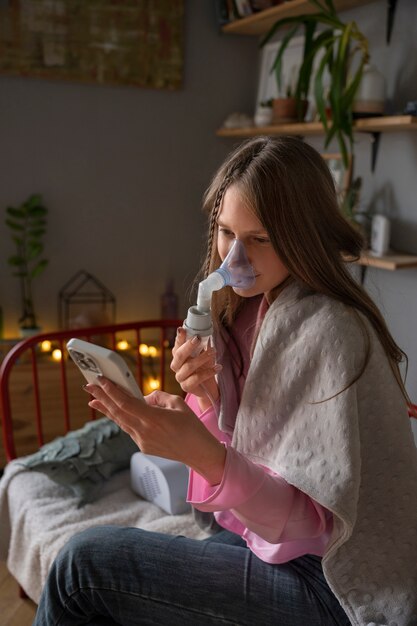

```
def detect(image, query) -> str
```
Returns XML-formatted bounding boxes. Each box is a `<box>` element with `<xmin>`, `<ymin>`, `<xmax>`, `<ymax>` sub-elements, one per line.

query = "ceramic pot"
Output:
<box><xmin>353</xmin><ymin>64</ymin><xmax>385</xmax><ymax>118</ymax></box>
<box><xmin>272</xmin><ymin>98</ymin><xmax>308</xmax><ymax>123</ymax></box>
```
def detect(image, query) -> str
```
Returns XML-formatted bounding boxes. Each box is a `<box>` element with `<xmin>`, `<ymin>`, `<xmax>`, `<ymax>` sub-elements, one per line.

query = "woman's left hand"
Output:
<box><xmin>84</xmin><ymin>378</ymin><xmax>226</xmax><ymax>485</ymax></box>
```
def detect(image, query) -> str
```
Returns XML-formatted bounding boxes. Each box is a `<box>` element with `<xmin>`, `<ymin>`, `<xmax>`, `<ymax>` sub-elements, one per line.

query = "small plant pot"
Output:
<box><xmin>272</xmin><ymin>98</ymin><xmax>308</xmax><ymax>124</ymax></box>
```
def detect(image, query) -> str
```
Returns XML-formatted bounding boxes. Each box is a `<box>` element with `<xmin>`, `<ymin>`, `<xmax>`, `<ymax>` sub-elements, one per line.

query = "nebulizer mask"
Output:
<box><xmin>183</xmin><ymin>239</ymin><xmax>256</xmax><ymax>346</ymax></box>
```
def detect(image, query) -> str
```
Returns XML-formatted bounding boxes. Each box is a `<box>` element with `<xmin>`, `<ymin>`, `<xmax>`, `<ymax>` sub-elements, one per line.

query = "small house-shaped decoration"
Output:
<box><xmin>58</xmin><ymin>270</ymin><xmax>116</xmax><ymax>330</ymax></box>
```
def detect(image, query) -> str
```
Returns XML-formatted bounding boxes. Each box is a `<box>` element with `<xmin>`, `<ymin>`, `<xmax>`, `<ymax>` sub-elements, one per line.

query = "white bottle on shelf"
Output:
<box><xmin>370</xmin><ymin>214</ymin><xmax>391</xmax><ymax>257</ymax></box>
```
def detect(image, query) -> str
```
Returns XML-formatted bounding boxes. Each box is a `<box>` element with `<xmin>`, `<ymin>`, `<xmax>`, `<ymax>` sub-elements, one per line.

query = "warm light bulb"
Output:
<box><xmin>148</xmin><ymin>377</ymin><xmax>160</xmax><ymax>390</ymax></box>
<box><xmin>116</xmin><ymin>339</ymin><xmax>130</xmax><ymax>351</ymax></box>
<box><xmin>139</xmin><ymin>343</ymin><xmax>149</xmax><ymax>356</ymax></box>
<box><xmin>40</xmin><ymin>340</ymin><xmax>52</xmax><ymax>352</ymax></box>
<box><xmin>52</xmin><ymin>349</ymin><xmax>62</xmax><ymax>361</ymax></box>
<box><xmin>148</xmin><ymin>345</ymin><xmax>158</xmax><ymax>358</ymax></box>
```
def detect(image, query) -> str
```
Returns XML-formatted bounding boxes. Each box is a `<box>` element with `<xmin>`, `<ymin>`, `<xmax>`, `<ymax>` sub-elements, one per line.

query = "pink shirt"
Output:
<box><xmin>186</xmin><ymin>297</ymin><xmax>333</xmax><ymax>564</ymax></box>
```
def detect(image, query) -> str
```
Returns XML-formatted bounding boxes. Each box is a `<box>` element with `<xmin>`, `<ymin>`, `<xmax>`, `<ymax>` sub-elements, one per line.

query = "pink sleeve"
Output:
<box><xmin>185</xmin><ymin>393</ymin><xmax>225</xmax><ymax>440</ymax></box>
<box><xmin>188</xmin><ymin>445</ymin><xmax>328</xmax><ymax>544</ymax></box>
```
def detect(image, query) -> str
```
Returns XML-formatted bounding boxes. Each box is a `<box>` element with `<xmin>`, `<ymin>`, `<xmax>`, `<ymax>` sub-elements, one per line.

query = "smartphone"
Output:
<box><xmin>67</xmin><ymin>338</ymin><xmax>144</xmax><ymax>400</ymax></box>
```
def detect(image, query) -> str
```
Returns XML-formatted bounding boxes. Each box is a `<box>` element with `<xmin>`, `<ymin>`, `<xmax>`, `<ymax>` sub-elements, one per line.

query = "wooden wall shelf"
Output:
<box><xmin>222</xmin><ymin>0</ymin><xmax>378</xmax><ymax>35</ymax></box>
<box><xmin>354</xmin><ymin>251</ymin><xmax>417</xmax><ymax>271</ymax></box>
<box><xmin>216</xmin><ymin>115</ymin><xmax>417</xmax><ymax>138</ymax></box>
<box><xmin>344</xmin><ymin>251</ymin><xmax>417</xmax><ymax>271</ymax></box>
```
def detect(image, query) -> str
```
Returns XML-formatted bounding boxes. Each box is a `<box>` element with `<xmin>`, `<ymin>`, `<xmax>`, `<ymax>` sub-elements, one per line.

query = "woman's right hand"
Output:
<box><xmin>170</xmin><ymin>327</ymin><xmax>221</xmax><ymax>411</ymax></box>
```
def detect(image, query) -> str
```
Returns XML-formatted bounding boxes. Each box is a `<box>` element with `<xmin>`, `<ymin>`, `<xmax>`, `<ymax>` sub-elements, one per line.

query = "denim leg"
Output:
<box><xmin>33</xmin><ymin>525</ymin><xmax>350</xmax><ymax>626</ymax></box>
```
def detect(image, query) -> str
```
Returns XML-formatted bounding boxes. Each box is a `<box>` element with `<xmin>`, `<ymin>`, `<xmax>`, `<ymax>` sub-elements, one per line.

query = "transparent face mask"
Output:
<box><xmin>182</xmin><ymin>241</ymin><xmax>257</xmax><ymax>415</ymax></box>
<box><xmin>216</xmin><ymin>238</ymin><xmax>256</xmax><ymax>290</ymax></box>
<box><xmin>193</xmin><ymin>239</ymin><xmax>256</xmax><ymax>314</ymax></box>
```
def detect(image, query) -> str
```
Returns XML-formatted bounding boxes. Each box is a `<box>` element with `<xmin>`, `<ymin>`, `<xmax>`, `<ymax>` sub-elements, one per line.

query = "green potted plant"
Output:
<box><xmin>261</xmin><ymin>0</ymin><xmax>369</xmax><ymax>166</ymax></box>
<box><xmin>5</xmin><ymin>194</ymin><xmax>49</xmax><ymax>335</ymax></box>
<box><xmin>270</xmin><ymin>64</ymin><xmax>308</xmax><ymax>123</ymax></box>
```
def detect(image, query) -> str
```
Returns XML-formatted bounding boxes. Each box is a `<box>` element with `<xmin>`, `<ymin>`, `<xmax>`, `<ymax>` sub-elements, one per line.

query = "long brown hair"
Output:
<box><xmin>200</xmin><ymin>136</ymin><xmax>409</xmax><ymax>403</ymax></box>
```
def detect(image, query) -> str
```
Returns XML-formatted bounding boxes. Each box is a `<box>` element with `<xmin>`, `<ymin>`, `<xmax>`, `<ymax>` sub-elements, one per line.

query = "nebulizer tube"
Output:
<box><xmin>183</xmin><ymin>239</ymin><xmax>255</xmax><ymax>414</ymax></box>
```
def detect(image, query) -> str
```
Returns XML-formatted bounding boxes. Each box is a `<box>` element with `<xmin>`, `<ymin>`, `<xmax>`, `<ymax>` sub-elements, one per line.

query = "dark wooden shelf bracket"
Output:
<box><xmin>387</xmin><ymin>0</ymin><xmax>398</xmax><ymax>44</ymax></box>
<box><xmin>370</xmin><ymin>131</ymin><xmax>381</xmax><ymax>172</ymax></box>
<box><xmin>360</xmin><ymin>264</ymin><xmax>368</xmax><ymax>285</ymax></box>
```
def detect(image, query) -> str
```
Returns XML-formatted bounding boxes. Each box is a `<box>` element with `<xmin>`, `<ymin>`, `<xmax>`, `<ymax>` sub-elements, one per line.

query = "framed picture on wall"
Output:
<box><xmin>321</xmin><ymin>153</ymin><xmax>353</xmax><ymax>206</ymax></box>
<box><xmin>0</xmin><ymin>0</ymin><xmax>184</xmax><ymax>90</ymax></box>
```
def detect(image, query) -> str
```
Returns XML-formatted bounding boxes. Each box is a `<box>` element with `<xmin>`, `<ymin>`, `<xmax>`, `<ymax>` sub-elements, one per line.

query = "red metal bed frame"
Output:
<box><xmin>0</xmin><ymin>319</ymin><xmax>182</xmax><ymax>464</ymax></box>
<box><xmin>1</xmin><ymin>318</ymin><xmax>416</xmax><ymax>465</ymax></box>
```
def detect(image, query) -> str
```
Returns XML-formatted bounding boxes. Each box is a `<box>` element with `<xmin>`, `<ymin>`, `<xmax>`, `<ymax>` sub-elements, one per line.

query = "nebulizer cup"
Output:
<box><xmin>183</xmin><ymin>239</ymin><xmax>255</xmax><ymax>346</ymax></box>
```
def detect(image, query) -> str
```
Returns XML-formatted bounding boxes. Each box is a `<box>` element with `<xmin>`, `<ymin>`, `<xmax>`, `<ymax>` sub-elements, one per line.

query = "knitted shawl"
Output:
<box><xmin>218</xmin><ymin>282</ymin><xmax>417</xmax><ymax>626</ymax></box>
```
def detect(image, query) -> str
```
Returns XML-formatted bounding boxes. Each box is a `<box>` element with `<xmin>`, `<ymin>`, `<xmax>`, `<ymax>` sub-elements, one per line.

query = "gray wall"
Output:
<box><xmin>0</xmin><ymin>2</ymin><xmax>258</xmax><ymax>333</ymax></box>
<box><xmin>1</xmin><ymin>0</ymin><xmax>416</xmax><ymax>436</ymax></box>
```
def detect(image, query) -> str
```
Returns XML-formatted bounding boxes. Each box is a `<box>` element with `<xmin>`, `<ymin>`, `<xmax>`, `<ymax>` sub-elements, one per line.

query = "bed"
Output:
<box><xmin>0</xmin><ymin>320</ymin><xmax>209</xmax><ymax>603</ymax></box>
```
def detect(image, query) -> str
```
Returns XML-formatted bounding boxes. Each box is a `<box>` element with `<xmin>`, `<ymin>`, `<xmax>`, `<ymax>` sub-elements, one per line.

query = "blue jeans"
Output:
<box><xmin>33</xmin><ymin>526</ymin><xmax>351</xmax><ymax>625</ymax></box>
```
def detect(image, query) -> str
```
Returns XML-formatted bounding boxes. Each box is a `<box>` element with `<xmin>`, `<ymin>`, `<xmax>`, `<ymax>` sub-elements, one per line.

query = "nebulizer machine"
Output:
<box><xmin>131</xmin><ymin>240</ymin><xmax>255</xmax><ymax>515</ymax></box>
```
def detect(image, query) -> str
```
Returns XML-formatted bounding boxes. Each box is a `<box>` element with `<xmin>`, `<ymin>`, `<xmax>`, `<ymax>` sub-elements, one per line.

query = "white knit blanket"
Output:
<box><xmin>230</xmin><ymin>282</ymin><xmax>417</xmax><ymax>626</ymax></box>
<box><xmin>0</xmin><ymin>462</ymin><xmax>208</xmax><ymax>603</ymax></box>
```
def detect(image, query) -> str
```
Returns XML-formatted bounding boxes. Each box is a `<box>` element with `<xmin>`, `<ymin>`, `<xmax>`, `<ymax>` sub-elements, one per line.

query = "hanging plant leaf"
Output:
<box><xmin>296</xmin><ymin>21</ymin><xmax>317</xmax><ymax>102</ymax></box>
<box><xmin>309</xmin><ymin>0</ymin><xmax>337</xmax><ymax>18</ymax></box>
<box><xmin>271</xmin><ymin>24</ymin><xmax>301</xmax><ymax>94</ymax></box>
<box><xmin>29</xmin><ymin>228</ymin><xmax>47</xmax><ymax>237</ymax></box>
<box><xmin>30</xmin><ymin>259</ymin><xmax>49</xmax><ymax>279</ymax></box>
<box><xmin>8</xmin><ymin>255</ymin><xmax>25</xmax><ymax>266</ymax></box>
<box><xmin>28</xmin><ymin>207</ymin><xmax>48</xmax><ymax>219</ymax></box>
<box><xmin>27</xmin><ymin>242</ymin><xmax>43</xmax><ymax>260</ymax></box>
<box><xmin>314</xmin><ymin>47</ymin><xmax>333</xmax><ymax>133</ymax></box>
<box><xmin>6</xmin><ymin>206</ymin><xmax>25</xmax><ymax>218</ymax></box>
<box><xmin>6</xmin><ymin>218</ymin><xmax>25</xmax><ymax>231</ymax></box>
<box><xmin>31</xmin><ymin>218</ymin><xmax>47</xmax><ymax>228</ymax></box>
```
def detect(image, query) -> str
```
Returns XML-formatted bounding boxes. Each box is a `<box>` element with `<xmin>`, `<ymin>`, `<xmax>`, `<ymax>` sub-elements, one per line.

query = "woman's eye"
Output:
<box><xmin>254</xmin><ymin>237</ymin><xmax>270</xmax><ymax>244</ymax></box>
<box><xmin>219</xmin><ymin>228</ymin><xmax>234</xmax><ymax>237</ymax></box>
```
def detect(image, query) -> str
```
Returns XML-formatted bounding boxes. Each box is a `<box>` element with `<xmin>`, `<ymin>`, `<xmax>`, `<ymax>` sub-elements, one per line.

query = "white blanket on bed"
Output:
<box><xmin>0</xmin><ymin>461</ymin><xmax>208</xmax><ymax>603</ymax></box>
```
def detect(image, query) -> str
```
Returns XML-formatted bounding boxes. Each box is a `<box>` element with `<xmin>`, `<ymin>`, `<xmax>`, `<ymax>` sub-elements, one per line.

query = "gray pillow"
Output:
<box><xmin>17</xmin><ymin>417</ymin><xmax>138</xmax><ymax>505</ymax></box>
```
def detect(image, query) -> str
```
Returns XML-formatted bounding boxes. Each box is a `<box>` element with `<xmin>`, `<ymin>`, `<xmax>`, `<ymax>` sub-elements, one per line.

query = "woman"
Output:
<box><xmin>33</xmin><ymin>137</ymin><xmax>417</xmax><ymax>626</ymax></box>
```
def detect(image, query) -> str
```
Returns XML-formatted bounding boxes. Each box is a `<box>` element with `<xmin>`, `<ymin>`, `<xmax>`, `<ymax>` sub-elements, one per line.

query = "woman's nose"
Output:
<box><xmin>226</xmin><ymin>238</ymin><xmax>252</xmax><ymax>266</ymax></box>
<box><xmin>234</xmin><ymin>238</ymin><xmax>251</xmax><ymax>259</ymax></box>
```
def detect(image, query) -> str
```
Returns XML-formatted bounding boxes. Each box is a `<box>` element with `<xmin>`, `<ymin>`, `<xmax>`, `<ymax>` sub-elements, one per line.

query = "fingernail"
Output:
<box><xmin>191</xmin><ymin>335</ymin><xmax>201</xmax><ymax>345</ymax></box>
<box><xmin>177</xmin><ymin>327</ymin><xmax>183</xmax><ymax>334</ymax></box>
<box><xmin>214</xmin><ymin>364</ymin><xmax>223</xmax><ymax>373</ymax></box>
